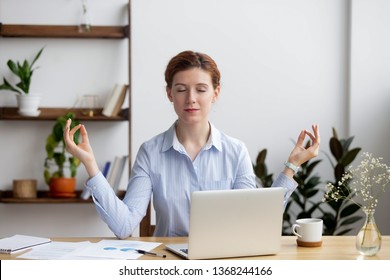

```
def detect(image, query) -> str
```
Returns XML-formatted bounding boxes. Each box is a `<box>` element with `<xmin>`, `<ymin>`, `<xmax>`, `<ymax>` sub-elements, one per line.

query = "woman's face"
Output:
<box><xmin>167</xmin><ymin>68</ymin><xmax>220</xmax><ymax>125</ymax></box>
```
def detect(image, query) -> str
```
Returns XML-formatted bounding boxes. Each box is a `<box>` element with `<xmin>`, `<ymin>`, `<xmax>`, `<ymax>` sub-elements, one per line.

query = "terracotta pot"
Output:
<box><xmin>49</xmin><ymin>177</ymin><xmax>76</xmax><ymax>198</ymax></box>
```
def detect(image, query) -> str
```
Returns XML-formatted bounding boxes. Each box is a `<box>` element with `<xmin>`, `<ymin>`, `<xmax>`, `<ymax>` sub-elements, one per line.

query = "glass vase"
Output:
<box><xmin>356</xmin><ymin>208</ymin><xmax>382</xmax><ymax>256</ymax></box>
<box><xmin>79</xmin><ymin>0</ymin><xmax>91</xmax><ymax>33</ymax></box>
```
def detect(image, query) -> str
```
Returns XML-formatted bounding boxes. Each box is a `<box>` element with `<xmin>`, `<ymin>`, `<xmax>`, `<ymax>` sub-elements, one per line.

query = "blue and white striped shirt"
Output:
<box><xmin>86</xmin><ymin>122</ymin><xmax>297</xmax><ymax>238</ymax></box>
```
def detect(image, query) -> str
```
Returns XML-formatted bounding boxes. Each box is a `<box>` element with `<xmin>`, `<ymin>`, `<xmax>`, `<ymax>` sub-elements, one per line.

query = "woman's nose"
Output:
<box><xmin>186</xmin><ymin>90</ymin><xmax>196</xmax><ymax>104</ymax></box>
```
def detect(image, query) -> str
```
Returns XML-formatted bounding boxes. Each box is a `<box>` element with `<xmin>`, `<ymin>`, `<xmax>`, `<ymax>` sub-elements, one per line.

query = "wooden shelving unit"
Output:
<box><xmin>0</xmin><ymin>2</ymin><xmax>154</xmax><ymax>237</ymax></box>
<box><xmin>0</xmin><ymin>2</ymin><xmax>132</xmax><ymax>204</ymax></box>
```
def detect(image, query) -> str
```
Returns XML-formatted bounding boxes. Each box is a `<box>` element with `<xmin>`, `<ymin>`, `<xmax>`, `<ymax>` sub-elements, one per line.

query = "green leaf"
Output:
<box><xmin>31</xmin><ymin>47</ymin><xmax>44</xmax><ymax>68</ymax></box>
<box><xmin>290</xmin><ymin>192</ymin><xmax>304</xmax><ymax>209</ymax></box>
<box><xmin>330</xmin><ymin>137</ymin><xmax>343</xmax><ymax>160</ymax></box>
<box><xmin>284</xmin><ymin>200</ymin><xmax>293</xmax><ymax>212</ymax></box>
<box><xmin>305</xmin><ymin>189</ymin><xmax>319</xmax><ymax>199</ymax></box>
<box><xmin>339</xmin><ymin>215</ymin><xmax>363</xmax><ymax>227</ymax></box>
<box><xmin>305</xmin><ymin>176</ymin><xmax>321</xmax><ymax>189</ymax></box>
<box><xmin>263</xmin><ymin>174</ymin><xmax>273</xmax><ymax>188</ymax></box>
<box><xmin>297</xmin><ymin>212</ymin><xmax>311</xmax><ymax>219</ymax></box>
<box><xmin>340</xmin><ymin>148</ymin><xmax>361</xmax><ymax>166</ymax></box>
<box><xmin>1</xmin><ymin>47</ymin><xmax>44</xmax><ymax>94</ymax></box>
<box><xmin>341</xmin><ymin>136</ymin><xmax>354</xmax><ymax>151</ymax></box>
<box><xmin>307</xmin><ymin>202</ymin><xmax>323</xmax><ymax>214</ymax></box>
<box><xmin>340</xmin><ymin>203</ymin><xmax>362</xmax><ymax>218</ymax></box>
<box><xmin>283</xmin><ymin>212</ymin><xmax>291</xmax><ymax>224</ymax></box>
<box><xmin>322</xmin><ymin>212</ymin><xmax>337</xmax><ymax>235</ymax></box>
<box><xmin>6</xmin><ymin>60</ymin><xmax>18</xmax><ymax>75</ymax></box>
<box><xmin>69</xmin><ymin>157</ymin><xmax>78</xmax><ymax>177</ymax></box>
<box><xmin>254</xmin><ymin>164</ymin><xmax>265</xmax><ymax>178</ymax></box>
<box><xmin>53</xmin><ymin>122</ymin><xmax>64</xmax><ymax>142</ymax></box>
<box><xmin>44</xmin><ymin>112</ymin><xmax>81</xmax><ymax>180</ymax></box>
<box><xmin>325</xmin><ymin>198</ymin><xmax>343</xmax><ymax>212</ymax></box>
<box><xmin>256</xmin><ymin>149</ymin><xmax>267</xmax><ymax>164</ymax></box>
<box><xmin>0</xmin><ymin>77</ymin><xmax>22</xmax><ymax>94</ymax></box>
<box><xmin>44</xmin><ymin>169</ymin><xmax>51</xmax><ymax>185</ymax></box>
<box><xmin>334</xmin><ymin>163</ymin><xmax>345</xmax><ymax>182</ymax></box>
<box><xmin>305</xmin><ymin>159</ymin><xmax>322</xmax><ymax>176</ymax></box>
<box><xmin>52</xmin><ymin>171</ymin><xmax>61</xmax><ymax>178</ymax></box>
<box><xmin>53</xmin><ymin>152</ymin><xmax>65</xmax><ymax>167</ymax></box>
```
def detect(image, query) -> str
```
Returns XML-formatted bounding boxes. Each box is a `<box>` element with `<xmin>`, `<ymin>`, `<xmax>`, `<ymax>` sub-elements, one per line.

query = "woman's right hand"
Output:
<box><xmin>64</xmin><ymin>119</ymin><xmax>100</xmax><ymax>177</ymax></box>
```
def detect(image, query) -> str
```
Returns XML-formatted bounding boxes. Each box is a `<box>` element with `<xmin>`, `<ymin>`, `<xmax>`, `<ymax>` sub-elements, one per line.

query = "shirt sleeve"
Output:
<box><xmin>85</xmin><ymin>144</ymin><xmax>153</xmax><ymax>239</ymax></box>
<box><xmin>271</xmin><ymin>172</ymin><xmax>298</xmax><ymax>209</ymax></box>
<box><xmin>232</xmin><ymin>142</ymin><xmax>257</xmax><ymax>189</ymax></box>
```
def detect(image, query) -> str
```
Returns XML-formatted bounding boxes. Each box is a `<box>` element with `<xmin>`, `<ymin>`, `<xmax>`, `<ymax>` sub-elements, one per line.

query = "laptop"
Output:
<box><xmin>165</xmin><ymin>187</ymin><xmax>284</xmax><ymax>259</ymax></box>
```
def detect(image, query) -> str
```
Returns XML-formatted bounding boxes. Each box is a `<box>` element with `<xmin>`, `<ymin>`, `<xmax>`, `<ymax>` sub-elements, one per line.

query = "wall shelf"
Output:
<box><xmin>0</xmin><ymin>24</ymin><xmax>129</xmax><ymax>39</ymax></box>
<box><xmin>0</xmin><ymin>190</ymin><xmax>125</xmax><ymax>204</ymax></box>
<box><xmin>0</xmin><ymin>107</ymin><xmax>128</xmax><ymax>121</ymax></box>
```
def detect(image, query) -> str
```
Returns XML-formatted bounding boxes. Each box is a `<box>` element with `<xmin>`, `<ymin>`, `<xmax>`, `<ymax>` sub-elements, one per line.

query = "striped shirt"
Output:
<box><xmin>86</xmin><ymin>122</ymin><xmax>297</xmax><ymax>238</ymax></box>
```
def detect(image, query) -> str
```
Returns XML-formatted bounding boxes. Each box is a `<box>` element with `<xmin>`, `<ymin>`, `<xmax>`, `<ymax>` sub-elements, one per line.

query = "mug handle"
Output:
<box><xmin>292</xmin><ymin>224</ymin><xmax>302</xmax><ymax>238</ymax></box>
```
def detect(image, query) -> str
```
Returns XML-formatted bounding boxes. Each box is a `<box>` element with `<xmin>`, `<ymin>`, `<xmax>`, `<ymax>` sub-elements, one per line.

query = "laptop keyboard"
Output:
<box><xmin>180</xmin><ymin>248</ymin><xmax>188</xmax><ymax>254</ymax></box>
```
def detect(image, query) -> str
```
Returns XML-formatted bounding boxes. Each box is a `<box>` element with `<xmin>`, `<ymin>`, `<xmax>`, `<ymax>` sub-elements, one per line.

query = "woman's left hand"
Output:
<box><xmin>286</xmin><ymin>124</ymin><xmax>320</xmax><ymax>174</ymax></box>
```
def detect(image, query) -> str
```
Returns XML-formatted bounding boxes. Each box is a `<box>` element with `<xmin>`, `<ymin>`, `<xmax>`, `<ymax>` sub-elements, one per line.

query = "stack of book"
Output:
<box><xmin>102</xmin><ymin>83</ymin><xmax>129</xmax><ymax>117</ymax></box>
<box><xmin>105</xmin><ymin>155</ymin><xmax>129</xmax><ymax>193</ymax></box>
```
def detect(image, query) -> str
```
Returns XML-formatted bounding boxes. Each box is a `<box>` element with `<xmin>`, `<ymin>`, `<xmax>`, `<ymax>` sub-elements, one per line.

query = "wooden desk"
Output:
<box><xmin>2</xmin><ymin>236</ymin><xmax>389</xmax><ymax>260</ymax></box>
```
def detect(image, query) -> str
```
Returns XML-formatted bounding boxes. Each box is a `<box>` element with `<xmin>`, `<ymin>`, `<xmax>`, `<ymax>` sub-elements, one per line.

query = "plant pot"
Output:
<box><xmin>16</xmin><ymin>94</ymin><xmax>41</xmax><ymax>116</ymax></box>
<box><xmin>13</xmin><ymin>179</ymin><xmax>37</xmax><ymax>198</ymax></box>
<box><xmin>49</xmin><ymin>177</ymin><xmax>77</xmax><ymax>198</ymax></box>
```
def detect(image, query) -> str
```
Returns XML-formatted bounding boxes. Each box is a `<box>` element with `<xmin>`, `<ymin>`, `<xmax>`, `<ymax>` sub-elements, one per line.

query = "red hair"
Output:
<box><xmin>165</xmin><ymin>51</ymin><xmax>221</xmax><ymax>89</ymax></box>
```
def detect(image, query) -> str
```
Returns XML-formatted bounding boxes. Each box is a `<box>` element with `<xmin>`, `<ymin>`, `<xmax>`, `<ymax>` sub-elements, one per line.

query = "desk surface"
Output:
<box><xmin>2</xmin><ymin>236</ymin><xmax>389</xmax><ymax>260</ymax></box>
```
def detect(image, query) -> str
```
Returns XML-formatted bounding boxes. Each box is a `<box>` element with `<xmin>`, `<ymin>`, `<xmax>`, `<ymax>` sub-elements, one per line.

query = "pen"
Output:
<box><xmin>136</xmin><ymin>249</ymin><xmax>166</xmax><ymax>258</ymax></box>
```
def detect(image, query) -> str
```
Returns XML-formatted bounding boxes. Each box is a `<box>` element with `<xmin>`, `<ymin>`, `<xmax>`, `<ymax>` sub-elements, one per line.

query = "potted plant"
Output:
<box><xmin>0</xmin><ymin>47</ymin><xmax>44</xmax><ymax>116</ymax></box>
<box><xmin>44</xmin><ymin>112</ymin><xmax>81</xmax><ymax>197</ymax></box>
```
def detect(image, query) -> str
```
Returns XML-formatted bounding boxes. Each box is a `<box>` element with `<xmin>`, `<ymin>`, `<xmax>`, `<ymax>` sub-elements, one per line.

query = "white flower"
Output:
<box><xmin>324</xmin><ymin>152</ymin><xmax>390</xmax><ymax>210</ymax></box>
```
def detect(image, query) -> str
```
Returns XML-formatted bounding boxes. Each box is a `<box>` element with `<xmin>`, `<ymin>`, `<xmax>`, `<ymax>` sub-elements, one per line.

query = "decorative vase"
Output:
<box><xmin>79</xmin><ymin>0</ymin><xmax>92</xmax><ymax>33</ymax></box>
<box><xmin>356</xmin><ymin>208</ymin><xmax>382</xmax><ymax>256</ymax></box>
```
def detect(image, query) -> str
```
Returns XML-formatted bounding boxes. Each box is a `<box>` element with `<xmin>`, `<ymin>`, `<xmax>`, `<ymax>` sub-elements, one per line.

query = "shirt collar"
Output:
<box><xmin>161</xmin><ymin>121</ymin><xmax>222</xmax><ymax>153</ymax></box>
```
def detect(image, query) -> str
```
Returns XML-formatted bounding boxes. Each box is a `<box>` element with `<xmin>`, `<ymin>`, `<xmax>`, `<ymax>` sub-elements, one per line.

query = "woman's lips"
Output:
<box><xmin>184</xmin><ymin>108</ymin><xmax>199</xmax><ymax>113</ymax></box>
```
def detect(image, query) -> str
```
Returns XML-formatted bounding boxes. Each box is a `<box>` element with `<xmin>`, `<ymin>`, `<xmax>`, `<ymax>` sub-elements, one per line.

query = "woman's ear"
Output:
<box><xmin>213</xmin><ymin>85</ymin><xmax>221</xmax><ymax>103</ymax></box>
<box><xmin>166</xmin><ymin>86</ymin><xmax>173</xmax><ymax>102</ymax></box>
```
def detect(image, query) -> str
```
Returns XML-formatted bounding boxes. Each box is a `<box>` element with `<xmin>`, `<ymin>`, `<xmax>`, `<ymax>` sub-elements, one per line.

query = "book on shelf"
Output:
<box><xmin>0</xmin><ymin>234</ymin><xmax>51</xmax><ymax>254</ymax></box>
<box><xmin>102</xmin><ymin>83</ymin><xmax>128</xmax><ymax>117</ymax></box>
<box><xmin>107</xmin><ymin>156</ymin><xmax>121</xmax><ymax>188</ymax></box>
<box><xmin>107</xmin><ymin>155</ymin><xmax>129</xmax><ymax>194</ymax></box>
<box><xmin>113</xmin><ymin>155</ymin><xmax>129</xmax><ymax>193</ymax></box>
<box><xmin>102</xmin><ymin>161</ymin><xmax>111</xmax><ymax>178</ymax></box>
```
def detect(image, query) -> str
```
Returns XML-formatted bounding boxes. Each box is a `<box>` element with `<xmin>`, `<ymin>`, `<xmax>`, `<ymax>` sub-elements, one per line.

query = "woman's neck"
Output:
<box><xmin>175</xmin><ymin>120</ymin><xmax>211</xmax><ymax>160</ymax></box>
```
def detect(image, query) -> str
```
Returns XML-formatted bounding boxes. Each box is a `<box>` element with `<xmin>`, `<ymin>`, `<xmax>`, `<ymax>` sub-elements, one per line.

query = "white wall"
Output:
<box><xmin>349</xmin><ymin>0</ymin><xmax>390</xmax><ymax>235</ymax></box>
<box><xmin>0</xmin><ymin>0</ymin><xmax>389</xmax><ymax>237</ymax></box>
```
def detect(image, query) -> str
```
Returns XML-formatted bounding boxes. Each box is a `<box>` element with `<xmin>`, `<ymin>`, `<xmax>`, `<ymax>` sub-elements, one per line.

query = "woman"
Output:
<box><xmin>64</xmin><ymin>50</ymin><xmax>320</xmax><ymax>238</ymax></box>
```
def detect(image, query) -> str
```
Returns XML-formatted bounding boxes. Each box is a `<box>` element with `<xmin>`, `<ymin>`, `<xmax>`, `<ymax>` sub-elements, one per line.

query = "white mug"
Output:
<box><xmin>292</xmin><ymin>218</ymin><xmax>323</xmax><ymax>243</ymax></box>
